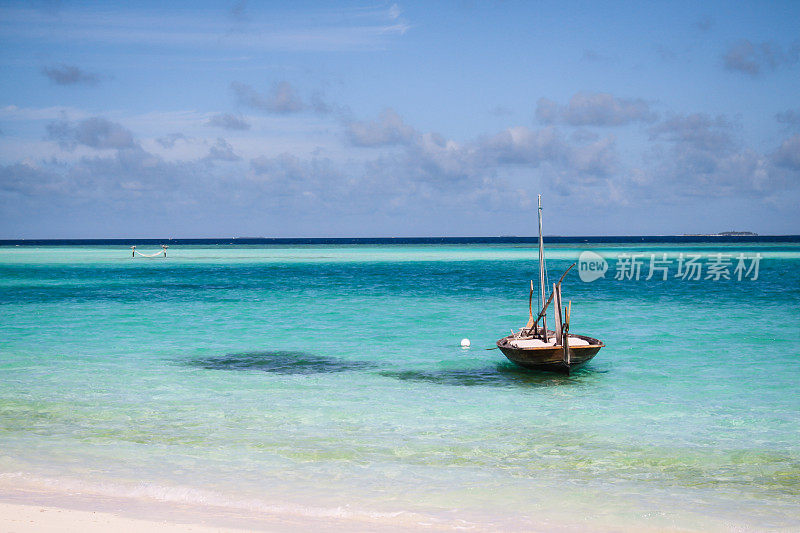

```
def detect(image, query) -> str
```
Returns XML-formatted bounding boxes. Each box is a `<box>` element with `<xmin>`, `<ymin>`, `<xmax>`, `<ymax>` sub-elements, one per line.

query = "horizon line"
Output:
<box><xmin>2</xmin><ymin>234</ymin><xmax>799</xmax><ymax>243</ymax></box>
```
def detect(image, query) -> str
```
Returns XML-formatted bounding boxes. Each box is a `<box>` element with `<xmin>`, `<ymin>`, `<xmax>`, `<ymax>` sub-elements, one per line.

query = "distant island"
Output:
<box><xmin>682</xmin><ymin>231</ymin><xmax>758</xmax><ymax>237</ymax></box>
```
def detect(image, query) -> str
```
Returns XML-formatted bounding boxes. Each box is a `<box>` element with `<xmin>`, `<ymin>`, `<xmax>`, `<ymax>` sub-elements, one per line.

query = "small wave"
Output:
<box><xmin>0</xmin><ymin>472</ymin><xmax>450</xmax><ymax>528</ymax></box>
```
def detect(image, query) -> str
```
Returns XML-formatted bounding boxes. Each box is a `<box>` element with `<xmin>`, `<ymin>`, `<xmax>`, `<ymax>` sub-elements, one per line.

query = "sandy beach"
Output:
<box><xmin>0</xmin><ymin>498</ymin><xmax>418</xmax><ymax>533</ymax></box>
<box><xmin>0</xmin><ymin>498</ymin><xmax>682</xmax><ymax>533</ymax></box>
<box><xmin>0</xmin><ymin>501</ymin><xmax>243</xmax><ymax>533</ymax></box>
<box><xmin>0</xmin><ymin>487</ymin><xmax>465</xmax><ymax>533</ymax></box>
<box><xmin>0</xmin><ymin>485</ymin><xmax>355</xmax><ymax>533</ymax></box>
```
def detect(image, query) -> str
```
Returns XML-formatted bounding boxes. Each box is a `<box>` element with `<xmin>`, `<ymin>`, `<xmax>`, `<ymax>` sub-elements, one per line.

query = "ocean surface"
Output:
<box><xmin>1</xmin><ymin>240</ymin><xmax>799</xmax><ymax>530</ymax></box>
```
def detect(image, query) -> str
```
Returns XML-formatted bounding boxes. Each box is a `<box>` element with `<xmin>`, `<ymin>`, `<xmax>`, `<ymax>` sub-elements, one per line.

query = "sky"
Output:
<box><xmin>0</xmin><ymin>0</ymin><xmax>798</xmax><ymax>238</ymax></box>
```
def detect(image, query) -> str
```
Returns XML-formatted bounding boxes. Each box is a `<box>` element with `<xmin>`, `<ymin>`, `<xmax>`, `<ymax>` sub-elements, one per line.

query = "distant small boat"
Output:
<box><xmin>497</xmin><ymin>195</ymin><xmax>604</xmax><ymax>374</ymax></box>
<box><xmin>131</xmin><ymin>244</ymin><xmax>168</xmax><ymax>258</ymax></box>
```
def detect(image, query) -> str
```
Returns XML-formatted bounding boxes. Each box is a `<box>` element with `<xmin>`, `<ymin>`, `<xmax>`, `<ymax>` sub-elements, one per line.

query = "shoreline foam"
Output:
<box><xmin>0</xmin><ymin>487</ymin><xmax>443</xmax><ymax>533</ymax></box>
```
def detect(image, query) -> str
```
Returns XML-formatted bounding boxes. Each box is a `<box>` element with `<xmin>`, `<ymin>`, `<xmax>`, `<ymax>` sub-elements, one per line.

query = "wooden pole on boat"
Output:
<box><xmin>532</xmin><ymin>263</ymin><xmax>575</xmax><ymax>329</ymax></box>
<box><xmin>553</xmin><ymin>283</ymin><xmax>563</xmax><ymax>346</ymax></box>
<box><xmin>527</xmin><ymin>280</ymin><xmax>536</xmax><ymax>335</ymax></box>
<box><xmin>537</xmin><ymin>195</ymin><xmax>547</xmax><ymax>342</ymax></box>
<box><xmin>563</xmin><ymin>300</ymin><xmax>571</xmax><ymax>367</ymax></box>
<box><xmin>529</xmin><ymin>280</ymin><xmax>533</xmax><ymax>323</ymax></box>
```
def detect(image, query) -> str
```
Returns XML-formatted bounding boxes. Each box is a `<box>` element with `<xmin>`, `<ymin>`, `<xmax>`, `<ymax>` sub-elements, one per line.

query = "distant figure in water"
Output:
<box><xmin>162</xmin><ymin>244</ymin><xmax>168</xmax><ymax>258</ymax></box>
<box><xmin>131</xmin><ymin>246</ymin><xmax>135</xmax><ymax>258</ymax></box>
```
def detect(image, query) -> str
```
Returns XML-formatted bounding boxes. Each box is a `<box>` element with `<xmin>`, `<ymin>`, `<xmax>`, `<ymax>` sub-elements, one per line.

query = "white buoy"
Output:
<box><xmin>460</xmin><ymin>338</ymin><xmax>471</xmax><ymax>348</ymax></box>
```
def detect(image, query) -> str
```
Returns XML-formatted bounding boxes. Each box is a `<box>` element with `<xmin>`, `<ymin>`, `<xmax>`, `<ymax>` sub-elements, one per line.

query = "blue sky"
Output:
<box><xmin>0</xmin><ymin>0</ymin><xmax>798</xmax><ymax>237</ymax></box>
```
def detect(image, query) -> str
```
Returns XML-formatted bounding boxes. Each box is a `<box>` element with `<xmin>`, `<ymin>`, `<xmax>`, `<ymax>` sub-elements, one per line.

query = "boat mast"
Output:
<box><xmin>537</xmin><ymin>194</ymin><xmax>548</xmax><ymax>342</ymax></box>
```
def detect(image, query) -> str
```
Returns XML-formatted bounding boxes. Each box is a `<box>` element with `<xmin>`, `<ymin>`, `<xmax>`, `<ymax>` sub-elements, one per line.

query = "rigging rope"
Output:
<box><xmin>539</xmin><ymin>206</ymin><xmax>550</xmax><ymax>312</ymax></box>
<box><xmin>542</xmin><ymin>204</ymin><xmax>550</xmax><ymax>302</ymax></box>
<box><xmin>544</xmin><ymin>246</ymin><xmax>550</xmax><ymax>300</ymax></box>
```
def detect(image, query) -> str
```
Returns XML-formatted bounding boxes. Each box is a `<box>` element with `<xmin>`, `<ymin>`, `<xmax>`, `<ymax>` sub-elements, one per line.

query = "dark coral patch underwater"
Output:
<box><xmin>185</xmin><ymin>350</ymin><xmax>378</xmax><ymax>375</ymax></box>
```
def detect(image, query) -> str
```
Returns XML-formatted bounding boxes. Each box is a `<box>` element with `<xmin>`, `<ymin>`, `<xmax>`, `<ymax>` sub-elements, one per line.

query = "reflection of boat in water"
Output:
<box><xmin>496</xmin><ymin>195</ymin><xmax>604</xmax><ymax>374</ymax></box>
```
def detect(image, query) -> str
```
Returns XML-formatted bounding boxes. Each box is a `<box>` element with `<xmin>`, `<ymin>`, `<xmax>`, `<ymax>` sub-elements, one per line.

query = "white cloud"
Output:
<box><xmin>723</xmin><ymin>39</ymin><xmax>799</xmax><ymax>76</ymax></box>
<box><xmin>206</xmin><ymin>113</ymin><xmax>251</xmax><ymax>130</ymax></box>
<box><xmin>642</xmin><ymin>113</ymin><xmax>796</xmax><ymax>198</ymax></box>
<box><xmin>1</xmin><ymin>104</ymin><xmax>798</xmax><ymax>234</ymax></box>
<box><xmin>47</xmin><ymin>116</ymin><xmax>135</xmax><ymax>151</ymax></box>
<box><xmin>231</xmin><ymin>81</ymin><xmax>304</xmax><ymax>114</ymax></box>
<box><xmin>41</xmin><ymin>64</ymin><xmax>100</xmax><ymax>85</ymax></box>
<box><xmin>772</xmin><ymin>135</ymin><xmax>800</xmax><ymax>170</ymax></box>
<box><xmin>776</xmin><ymin>109</ymin><xmax>800</xmax><ymax>127</ymax></box>
<box><xmin>0</xmin><ymin>105</ymin><xmax>90</xmax><ymax>122</ymax></box>
<box><xmin>345</xmin><ymin>109</ymin><xmax>416</xmax><ymax>146</ymax></box>
<box><xmin>536</xmin><ymin>92</ymin><xmax>657</xmax><ymax>127</ymax></box>
<box><xmin>205</xmin><ymin>137</ymin><xmax>240</xmax><ymax>162</ymax></box>
<box><xmin>0</xmin><ymin>5</ymin><xmax>410</xmax><ymax>52</ymax></box>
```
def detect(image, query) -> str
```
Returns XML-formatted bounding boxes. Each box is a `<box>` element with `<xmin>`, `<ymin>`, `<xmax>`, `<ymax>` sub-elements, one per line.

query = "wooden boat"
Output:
<box><xmin>497</xmin><ymin>331</ymin><xmax>604</xmax><ymax>373</ymax></box>
<box><xmin>496</xmin><ymin>195</ymin><xmax>604</xmax><ymax>374</ymax></box>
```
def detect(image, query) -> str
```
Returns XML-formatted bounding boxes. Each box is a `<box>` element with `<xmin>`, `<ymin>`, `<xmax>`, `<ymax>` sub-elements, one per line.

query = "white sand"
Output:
<box><xmin>0</xmin><ymin>502</ymin><xmax>248</xmax><ymax>533</ymax></box>
<box><xmin>0</xmin><ymin>499</ymin><xmax>700</xmax><ymax>533</ymax></box>
<box><xmin>0</xmin><ymin>500</ymin><xmax>427</xmax><ymax>532</ymax></box>
<box><xmin>0</xmin><ymin>486</ymin><xmax>720</xmax><ymax>532</ymax></box>
<box><xmin>0</xmin><ymin>492</ymin><xmax>444</xmax><ymax>532</ymax></box>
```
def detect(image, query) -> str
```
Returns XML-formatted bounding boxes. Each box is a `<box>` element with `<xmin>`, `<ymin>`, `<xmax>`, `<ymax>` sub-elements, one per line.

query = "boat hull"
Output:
<box><xmin>496</xmin><ymin>333</ymin><xmax>604</xmax><ymax>374</ymax></box>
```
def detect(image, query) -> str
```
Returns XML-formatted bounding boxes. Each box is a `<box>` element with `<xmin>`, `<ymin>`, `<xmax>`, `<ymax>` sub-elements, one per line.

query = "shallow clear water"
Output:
<box><xmin>1</xmin><ymin>243</ymin><xmax>799</xmax><ymax>530</ymax></box>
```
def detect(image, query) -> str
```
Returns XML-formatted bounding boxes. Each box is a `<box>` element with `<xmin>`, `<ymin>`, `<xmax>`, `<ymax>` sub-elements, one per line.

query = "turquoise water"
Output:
<box><xmin>1</xmin><ymin>243</ymin><xmax>799</xmax><ymax>530</ymax></box>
